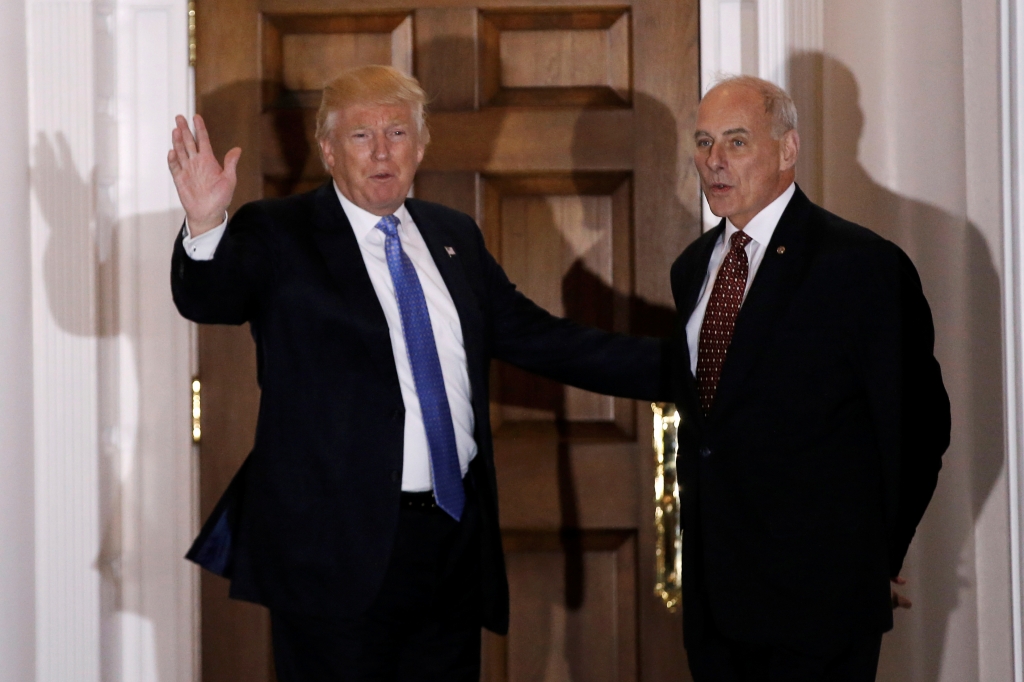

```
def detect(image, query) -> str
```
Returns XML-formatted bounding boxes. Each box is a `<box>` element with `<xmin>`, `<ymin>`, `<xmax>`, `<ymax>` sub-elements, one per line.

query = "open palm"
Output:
<box><xmin>167</xmin><ymin>113</ymin><xmax>242</xmax><ymax>236</ymax></box>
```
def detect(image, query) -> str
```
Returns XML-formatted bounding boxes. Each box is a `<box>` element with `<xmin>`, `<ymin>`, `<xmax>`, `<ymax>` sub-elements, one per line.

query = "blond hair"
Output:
<box><xmin>315</xmin><ymin>65</ymin><xmax>430</xmax><ymax>145</ymax></box>
<box><xmin>710</xmin><ymin>75</ymin><xmax>798</xmax><ymax>139</ymax></box>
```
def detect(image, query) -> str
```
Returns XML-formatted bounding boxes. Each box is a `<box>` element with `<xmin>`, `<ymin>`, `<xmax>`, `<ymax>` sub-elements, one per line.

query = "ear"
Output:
<box><xmin>318</xmin><ymin>136</ymin><xmax>336</xmax><ymax>171</ymax></box>
<box><xmin>416</xmin><ymin>141</ymin><xmax>426</xmax><ymax>167</ymax></box>
<box><xmin>779</xmin><ymin>129</ymin><xmax>800</xmax><ymax>171</ymax></box>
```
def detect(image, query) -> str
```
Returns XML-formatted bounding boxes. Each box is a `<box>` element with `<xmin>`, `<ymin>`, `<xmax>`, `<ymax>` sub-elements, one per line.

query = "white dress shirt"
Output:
<box><xmin>182</xmin><ymin>185</ymin><xmax>478</xmax><ymax>492</ymax></box>
<box><xmin>685</xmin><ymin>182</ymin><xmax>796</xmax><ymax>374</ymax></box>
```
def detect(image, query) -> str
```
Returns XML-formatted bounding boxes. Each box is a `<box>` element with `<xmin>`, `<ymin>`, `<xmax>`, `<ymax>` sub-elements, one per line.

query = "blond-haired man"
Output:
<box><xmin>669</xmin><ymin>75</ymin><xmax>949</xmax><ymax>681</ymax></box>
<box><xmin>168</xmin><ymin>65</ymin><xmax>667</xmax><ymax>680</ymax></box>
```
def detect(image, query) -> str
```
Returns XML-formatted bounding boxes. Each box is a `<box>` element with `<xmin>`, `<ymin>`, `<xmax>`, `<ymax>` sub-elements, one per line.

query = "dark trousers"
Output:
<box><xmin>690</xmin><ymin>619</ymin><xmax>883</xmax><ymax>682</ymax></box>
<box><xmin>270</xmin><ymin>493</ymin><xmax>482</xmax><ymax>682</ymax></box>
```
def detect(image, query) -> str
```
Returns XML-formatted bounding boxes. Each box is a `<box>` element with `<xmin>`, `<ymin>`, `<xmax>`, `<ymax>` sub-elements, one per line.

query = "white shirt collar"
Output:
<box><xmin>334</xmin><ymin>182</ymin><xmax>412</xmax><ymax>241</ymax></box>
<box><xmin>723</xmin><ymin>182</ymin><xmax>796</xmax><ymax>247</ymax></box>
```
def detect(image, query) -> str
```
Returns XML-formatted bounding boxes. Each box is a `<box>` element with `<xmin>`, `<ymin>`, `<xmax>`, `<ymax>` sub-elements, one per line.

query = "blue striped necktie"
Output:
<box><xmin>375</xmin><ymin>214</ymin><xmax>465</xmax><ymax>521</ymax></box>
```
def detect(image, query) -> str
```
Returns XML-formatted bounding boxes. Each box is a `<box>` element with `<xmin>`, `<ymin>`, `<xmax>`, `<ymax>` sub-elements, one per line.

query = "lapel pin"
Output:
<box><xmin>445</xmin><ymin>246</ymin><xmax>456</xmax><ymax>257</ymax></box>
<box><xmin>776</xmin><ymin>246</ymin><xmax>786</xmax><ymax>254</ymax></box>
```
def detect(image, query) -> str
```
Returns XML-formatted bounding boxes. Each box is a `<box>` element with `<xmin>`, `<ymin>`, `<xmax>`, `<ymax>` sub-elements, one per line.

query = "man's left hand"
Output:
<box><xmin>891</xmin><ymin>576</ymin><xmax>912</xmax><ymax>609</ymax></box>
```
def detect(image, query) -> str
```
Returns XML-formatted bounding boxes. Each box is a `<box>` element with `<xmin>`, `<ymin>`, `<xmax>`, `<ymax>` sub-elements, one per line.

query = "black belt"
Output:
<box><xmin>400</xmin><ymin>490</ymin><xmax>440</xmax><ymax>510</ymax></box>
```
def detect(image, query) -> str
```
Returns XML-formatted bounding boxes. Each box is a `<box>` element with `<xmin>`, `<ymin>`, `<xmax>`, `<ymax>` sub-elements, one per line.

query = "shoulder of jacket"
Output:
<box><xmin>806</xmin><ymin>203</ymin><xmax>885</xmax><ymax>246</ymax></box>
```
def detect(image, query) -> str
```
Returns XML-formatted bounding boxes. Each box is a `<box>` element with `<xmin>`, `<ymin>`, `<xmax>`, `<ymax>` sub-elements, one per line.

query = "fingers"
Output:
<box><xmin>890</xmin><ymin>576</ymin><xmax>907</xmax><ymax>586</ymax></box>
<box><xmin>193</xmin><ymin>114</ymin><xmax>212</xmax><ymax>156</ymax></box>
<box><xmin>223</xmin><ymin>147</ymin><xmax>242</xmax><ymax>180</ymax></box>
<box><xmin>171</xmin><ymin>125</ymin><xmax>189</xmax><ymax>167</ymax></box>
<box><xmin>176</xmin><ymin>114</ymin><xmax>198</xmax><ymax>157</ymax></box>
<box><xmin>890</xmin><ymin>588</ymin><xmax>912</xmax><ymax>610</ymax></box>
<box><xmin>167</xmin><ymin>148</ymin><xmax>181</xmax><ymax>174</ymax></box>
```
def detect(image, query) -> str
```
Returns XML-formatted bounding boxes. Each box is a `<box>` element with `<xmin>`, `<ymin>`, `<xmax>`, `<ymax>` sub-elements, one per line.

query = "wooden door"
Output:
<box><xmin>194</xmin><ymin>1</ymin><xmax>700</xmax><ymax>680</ymax></box>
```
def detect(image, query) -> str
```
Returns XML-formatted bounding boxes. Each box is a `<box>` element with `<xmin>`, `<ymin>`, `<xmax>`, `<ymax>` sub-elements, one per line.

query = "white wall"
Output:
<box><xmin>701</xmin><ymin>1</ymin><xmax>1014</xmax><ymax>679</ymax></box>
<box><xmin>0</xmin><ymin>0</ymin><xmax>197</xmax><ymax>680</ymax></box>
<box><xmin>0</xmin><ymin>0</ymin><xmax>37</xmax><ymax>679</ymax></box>
<box><xmin>820</xmin><ymin>3</ymin><xmax>1011</xmax><ymax>680</ymax></box>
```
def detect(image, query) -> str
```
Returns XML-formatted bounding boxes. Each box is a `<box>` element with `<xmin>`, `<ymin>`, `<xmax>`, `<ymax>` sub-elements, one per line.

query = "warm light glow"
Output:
<box><xmin>652</xmin><ymin>403</ymin><xmax>683</xmax><ymax>612</ymax></box>
<box><xmin>191</xmin><ymin>378</ymin><xmax>202</xmax><ymax>443</ymax></box>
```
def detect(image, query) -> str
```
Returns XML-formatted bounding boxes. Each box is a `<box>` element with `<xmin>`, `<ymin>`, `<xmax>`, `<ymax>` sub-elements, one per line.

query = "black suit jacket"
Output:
<box><xmin>172</xmin><ymin>182</ymin><xmax>666</xmax><ymax>633</ymax></box>
<box><xmin>669</xmin><ymin>187</ymin><xmax>949</xmax><ymax>656</ymax></box>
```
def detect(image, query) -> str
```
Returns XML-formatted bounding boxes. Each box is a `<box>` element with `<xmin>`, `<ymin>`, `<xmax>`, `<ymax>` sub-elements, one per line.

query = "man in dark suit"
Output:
<box><xmin>671</xmin><ymin>75</ymin><xmax>950</xmax><ymax>681</ymax></box>
<box><xmin>167</xmin><ymin>65</ymin><xmax>666</xmax><ymax>680</ymax></box>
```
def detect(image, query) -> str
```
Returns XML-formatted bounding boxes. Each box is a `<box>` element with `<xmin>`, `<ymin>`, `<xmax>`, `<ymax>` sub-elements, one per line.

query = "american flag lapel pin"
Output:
<box><xmin>445</xmin><ymin>246</ymin><xmax>456</xmax><ymax>257</ymax></box>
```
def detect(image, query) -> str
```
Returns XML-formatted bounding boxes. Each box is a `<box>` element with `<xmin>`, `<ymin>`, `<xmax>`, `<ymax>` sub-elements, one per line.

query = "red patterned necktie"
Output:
<box><xmin>696</xmin><ymin>230</ymin><xmax>752</xmax><ymax>416</ymax></box>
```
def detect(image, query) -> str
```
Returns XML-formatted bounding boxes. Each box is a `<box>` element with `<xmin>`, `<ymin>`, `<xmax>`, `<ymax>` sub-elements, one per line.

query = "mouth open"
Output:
<box><xmin>709</xmin><ymin>182</ymin><xmax>732</xmax><ymax>192</ymax></box>
<box><xmin>371</xmin><ymin>172</ymin><xmax>395</xmax><ymax>180</ymax></box>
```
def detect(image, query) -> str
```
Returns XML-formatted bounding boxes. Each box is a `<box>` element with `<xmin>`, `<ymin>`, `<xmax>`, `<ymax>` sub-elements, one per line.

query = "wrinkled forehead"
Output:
<box><xmin>696</xmin><ymin>85</ymin><xmax>770</xmax><ymax>135</ymax></box>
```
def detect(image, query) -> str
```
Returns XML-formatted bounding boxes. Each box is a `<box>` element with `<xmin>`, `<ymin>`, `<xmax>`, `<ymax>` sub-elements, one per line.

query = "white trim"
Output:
<box><xmin>758</xmin><ymin>0</ymin><xmax>786</xmax><ymax>86</ymax></box>
<box><xmin>1001</xmin><ymin>0</ymin><xmax>1024</xmax><ymax>677</ymax></box>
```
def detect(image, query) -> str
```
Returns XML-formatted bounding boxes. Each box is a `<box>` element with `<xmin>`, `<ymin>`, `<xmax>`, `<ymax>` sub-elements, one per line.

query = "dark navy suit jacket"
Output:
<box><xmin>669</xmin><ymin>187</ymin><xmax>950</xmax><ymax>657</ymax></box>
<box><xmin>171</xmin><ymin>182</ymin><xmax>668</xmax><ymax>634</ymax></box>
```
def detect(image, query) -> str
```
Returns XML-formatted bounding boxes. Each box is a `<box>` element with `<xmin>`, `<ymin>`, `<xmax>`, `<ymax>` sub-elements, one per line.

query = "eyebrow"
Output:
<box><xmin>348</xmin><ymin>120</ymin><xmax>407</xmax><ymax>131</ymax></box>
<box><xmin>694</xmin><ymin>127</ymin><xmax>751</xmax><ymax>139</ymax></box>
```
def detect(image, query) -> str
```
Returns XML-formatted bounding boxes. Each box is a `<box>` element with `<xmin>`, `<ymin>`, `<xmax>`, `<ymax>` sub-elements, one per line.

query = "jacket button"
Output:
<box><xmin>700</xmin><ymin>446</ymin><xmax>711</xmax><ymax>459</ymax></box>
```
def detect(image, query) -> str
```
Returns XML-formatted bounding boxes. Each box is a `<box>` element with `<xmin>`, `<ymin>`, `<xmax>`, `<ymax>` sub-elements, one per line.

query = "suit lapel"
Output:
<box><xmin>310</xmin><ymin>182</ymin><xmax>400</xmax><ymax>386</ymax></box>
<box><xmin>710</xmin><ymin>187</ymin><xmax>816</xmax><ymax>418</ymax></box>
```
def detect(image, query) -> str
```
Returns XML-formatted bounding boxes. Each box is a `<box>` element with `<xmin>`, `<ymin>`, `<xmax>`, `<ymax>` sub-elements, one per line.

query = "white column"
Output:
<box><xmin>27</xmin><ymin>0</ymin><xmax>103</xmax><ymax>677</ymax></box>
<box><xmin>0</xmin><ymin>0</ymin><xmax>37</xmax><ymax>679</ymax></box>
<box><xmin>114</xmin><ymin>2</ymin><xmax>197</xmax><ymax>680</ymax></box>
<box><xmin>24</xmin><ymin>0</ymin><xmax>195</xmax><ymax>678</ymax></box>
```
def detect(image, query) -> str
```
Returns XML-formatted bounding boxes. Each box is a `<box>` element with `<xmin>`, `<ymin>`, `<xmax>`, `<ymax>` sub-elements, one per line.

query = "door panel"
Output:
<box><xmin>195</xmin><ymin>1</ymin><xmax>698</xmax><ymax>680</ymax></box>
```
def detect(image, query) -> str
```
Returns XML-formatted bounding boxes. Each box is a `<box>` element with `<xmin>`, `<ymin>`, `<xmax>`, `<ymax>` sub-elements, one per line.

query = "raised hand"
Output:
<box><xmin>167</xmin><ymin>114</ymin><xmax>242</xmax><ymax>236</ymax></box>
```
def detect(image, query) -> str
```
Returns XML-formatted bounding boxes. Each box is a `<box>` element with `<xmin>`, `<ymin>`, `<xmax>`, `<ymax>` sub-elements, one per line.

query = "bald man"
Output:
<box><xmin>668</xmin><ymin>76</ymin><xmax>949</xmax><ymax>681</ymax></box>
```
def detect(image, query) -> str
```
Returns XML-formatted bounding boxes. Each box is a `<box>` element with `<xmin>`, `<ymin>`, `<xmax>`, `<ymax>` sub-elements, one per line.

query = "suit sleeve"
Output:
<box><xmin>472</xmin><ymin>229</ymin><xmax>671</xmax><ymax>402</ymax></box>
<box><xmin>891</xmin><ymin>249</ymin><xmax>950</xmax><ymax>574</ymax></box>
<box><xmin>171</xmin><ymin>202</ymin><xmax>275</xmax><ymax>325</ymax></box>
<box><xmin>857</xmin><ymin>243</ymin><xmax>950</xmax><ymax>576</ymax></box>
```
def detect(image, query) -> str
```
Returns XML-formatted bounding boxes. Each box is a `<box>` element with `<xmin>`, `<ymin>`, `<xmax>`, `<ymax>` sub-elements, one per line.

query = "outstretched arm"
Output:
<box><xmin>476</xmin><ymin>235</ymin><xmax>669</xmax><ymax>402</ymax></box>
<box><xmin>167</xmin><ymin>113</ymin><xmax>241</xmax><ymax>236</ymax></box>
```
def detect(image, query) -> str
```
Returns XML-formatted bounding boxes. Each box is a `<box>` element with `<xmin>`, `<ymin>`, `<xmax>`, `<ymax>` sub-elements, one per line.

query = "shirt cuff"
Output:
<box><xmin>182</xmin><ymin>212</ymin><xmax>228</xmax><ymax>261</ymax></box>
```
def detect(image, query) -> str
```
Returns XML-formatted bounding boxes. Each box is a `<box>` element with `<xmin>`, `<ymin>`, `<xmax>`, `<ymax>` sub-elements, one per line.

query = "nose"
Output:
<box><xmin>704</xmin><ymin>142</ymin><xmax>725</xmax><ymax>171</ymax></box>
<box><xmin>372</xmin><ymin>136</ymin><xmax>390</xmax><ymax>161</ymax></box>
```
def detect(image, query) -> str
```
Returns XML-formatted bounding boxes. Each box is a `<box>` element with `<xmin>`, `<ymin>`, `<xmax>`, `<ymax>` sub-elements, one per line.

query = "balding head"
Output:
<box><xmin>708</xmin><ymin>75</ymin><xmax>798</xmax><ymax>139</ymax></box>
<box><xmin>693</xmin><ymin>76</ymin><xmax>800</xmax><ymax>228</ymax></box>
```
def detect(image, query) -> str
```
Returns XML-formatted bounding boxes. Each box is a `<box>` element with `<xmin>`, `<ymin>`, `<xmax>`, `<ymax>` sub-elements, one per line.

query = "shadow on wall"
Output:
<box><xmin>415</xmin><ymin>34</ymin><xmax>692</xmax><ymax>681</ymax></box>
<box><xmin>32</xmin><ymin>132</ymin><xmax>190</xmax><ymax>682</ymax></box>
<box><xmin>790</xmin><ymin>52</ymin><xmax>1005</xmax><ymax>682</ymax></box>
